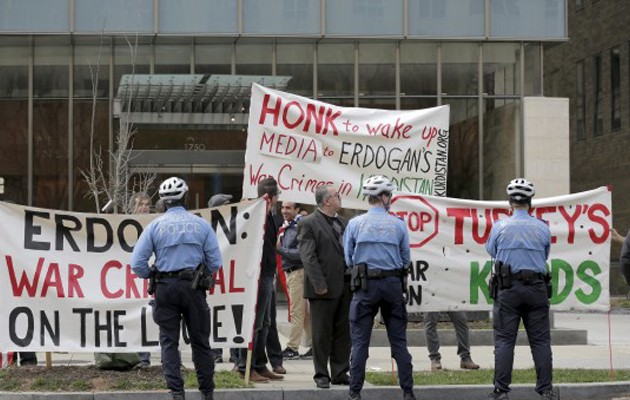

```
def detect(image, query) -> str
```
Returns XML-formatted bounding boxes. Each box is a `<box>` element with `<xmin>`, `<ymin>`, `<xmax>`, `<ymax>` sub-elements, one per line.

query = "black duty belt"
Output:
<box><xmin>284</xmin><ymin>265</ymin><xmax>303</xmax><ymax>273</ymax></box>
<box><xmin>512</xmin><ymin>270</ymin><xmax>545</xmax><ymax>282</ymax></box>
<box><xmin>155</xmin><ymin>269</ymin><xmax>194</xmax><ymax>280</ymax></box>
<box><xmin>366</xmin><ymin>268</ymin><xmax>404</xmax><ymax>279</ymax></box>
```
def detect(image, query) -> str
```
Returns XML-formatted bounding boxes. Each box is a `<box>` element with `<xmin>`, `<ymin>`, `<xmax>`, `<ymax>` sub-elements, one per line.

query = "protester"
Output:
<box><xmin>131</xmin><ymin>177</ymin><xmax>222</xmax><ymax>400</ymax></box>
<box><xmin>343</xmin><ymin>175</ymin><xmax>415</xmax><ymax>400</ymax></box>
<box><xmin>485</xmin><ymin>178</ymin><xmax>556</xmax><ymax>400</ymax></box>
<box><xmin>612</xmin><ymin>228</ymin><xmax>630</xmax><ymax>285</ymax></box>
<box><xmin>423</xmin><ymin>311</ymin><xmax>479</xmax><ymax>371</ymax></box>
<box><xmin>132</xmin><ymin>191</ymin><xmax>152</xmax><ymax>368</ymax></box>
<box><xmin>277</xmin><ymin>201</ymin><xmax>312</xmax><ymax>360</ymax></box>
<box><xmin>298</xmin><ymin>184</ymin><xmax>351</xmax><ymax>389</ymax></box>
<box><xmin>236</xmin><ymin>177</ymin><xmax>284</xmax><ymax>382</ymax></box>
<box><xmin>206</xmin><ymin>193</ymin><xmax>234</xmax><ymax>365</ymax></box>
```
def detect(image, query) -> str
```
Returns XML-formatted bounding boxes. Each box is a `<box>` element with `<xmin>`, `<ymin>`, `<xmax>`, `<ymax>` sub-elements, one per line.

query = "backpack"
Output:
<box><xmin>94</xmin><ymin>352</ymin><xmax>141</xmax><ymax>370</ymax></box>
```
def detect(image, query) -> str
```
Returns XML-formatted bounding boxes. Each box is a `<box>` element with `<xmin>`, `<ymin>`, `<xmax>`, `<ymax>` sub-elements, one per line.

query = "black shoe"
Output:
<box><xmin>282</xmin><ymin>347</ymin><xmax>300</xmax><ymax>360</ymax></box>
<box><xmin>403</xmin><ymin>391</ymin><xmax>417</xmax><ymax>400</ymax></box>
<box><xmin>540</xmin><ymin>389</ymin><xmax>558</xmax><ymax>400</ymax></box>
<box><xmin>348</xmin><ymin>391</ymin><xmax>361</xmax><ymax>400</ymax></box>
<box><xmin>487</xmin><ymin>389</ymin><xmax>509</xmax><ymax>400</ymax></box>
<box><xmin>315</xmin><ymin>377</ymin><xmax>330</xmax><ymax>389</ymax></box>
<box><xmin>171</xmin><ymin>392</ymin><xmax>185</xmax><ymax>400</ymax></box>
<box><xmin>332</xmin><ymin>374</ymin><xmax>350</xmax><ymax>385</ymax></box>
<box><xmin>300</xmin><ymin>348</ymin><xmax>313</xmax><ymax>360</ymax></box>
<box><xmin>213</xmin><ymin>354</ymin><xmax>223</xmax><ymax>364</ymax></box>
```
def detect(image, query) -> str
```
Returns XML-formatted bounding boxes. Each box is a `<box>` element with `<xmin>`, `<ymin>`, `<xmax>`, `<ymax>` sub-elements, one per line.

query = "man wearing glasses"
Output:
<box><xmin>298</xmin><ymin>184</ymin><xmax>352</xmax><ymax>389</ymax></box>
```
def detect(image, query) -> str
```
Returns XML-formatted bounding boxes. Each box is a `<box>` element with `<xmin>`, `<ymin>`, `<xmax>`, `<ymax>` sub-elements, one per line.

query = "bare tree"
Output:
<box><xmin>81</xmin><ymin>33</ymin><xmax>156</xmax><ymax>214</ymax></box>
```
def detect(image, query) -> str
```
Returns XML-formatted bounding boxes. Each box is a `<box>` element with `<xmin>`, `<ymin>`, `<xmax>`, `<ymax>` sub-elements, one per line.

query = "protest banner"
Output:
<box><xmin>243</xmin><ymin>83</ymin><xmax>450</xmax><ymax>210</ymax></box>
<box><xmin>390</xmin><ymin>187</ymin><xmax>612</xmax><ymax>312</ymax></box>
<box><xmin>0</xmin><ymin>199</ymin><xmax>267</xmax><ymax>352</ymax></box>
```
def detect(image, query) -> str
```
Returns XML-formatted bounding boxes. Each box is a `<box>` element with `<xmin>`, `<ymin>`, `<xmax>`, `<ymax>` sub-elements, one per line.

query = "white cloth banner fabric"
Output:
<box><xmin>391</xmin><ymin>187</ymin><xmax>612</xmax><ymax>312</ymax></box>
<box><xmin>243</xmin><ymin>83</ymin><xmax>450</xmax><ymax>210</ymax></box>
<box><xmin>0</xmin><ymin>199</ymin><xmax>267</xmax><ymax>352</ymax></box>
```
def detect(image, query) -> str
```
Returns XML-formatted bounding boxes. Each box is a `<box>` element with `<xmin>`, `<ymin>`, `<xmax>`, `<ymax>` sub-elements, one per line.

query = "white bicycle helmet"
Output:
<box><xmin>362</xmin><ymin>175</ymin><xmax>396</xmax><ymax>196</ymax></box>
<box><xmin>159</xmin><ymin>177</ymin><xmax>189</xmax><ymax>201</ymax></box>
<box><xmin>506</xmin><ymin>178</ymin><xmax>535</xmax><ymax>201</ymax></box>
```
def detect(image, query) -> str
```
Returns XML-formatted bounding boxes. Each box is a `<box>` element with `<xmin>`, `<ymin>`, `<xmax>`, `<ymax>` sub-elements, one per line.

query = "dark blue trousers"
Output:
<box><xmin>349</xmin><ymin>276</ymin><xmax>413</xmax><ymax>395</ymax></box>
<box><xmin>153</xmin><ymin>277</ymin><xmax>215</xmax><ymax>396</ymax></box>
<box><xmin>493</xmin><ymin>279</ymin><xmax>552</xmax><ymax>394</ymax></box>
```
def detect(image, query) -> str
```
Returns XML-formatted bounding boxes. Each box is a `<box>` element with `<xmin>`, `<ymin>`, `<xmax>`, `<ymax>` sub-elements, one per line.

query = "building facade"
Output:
<box><xmin>0</xmin><ymin>0</ymin><xmax>567</xmax><ymax>211</ymax></box>
<box><xmin>544</xmin><ymin>0</ymin><xmax>630</xmax><ymax>292</ymax></box>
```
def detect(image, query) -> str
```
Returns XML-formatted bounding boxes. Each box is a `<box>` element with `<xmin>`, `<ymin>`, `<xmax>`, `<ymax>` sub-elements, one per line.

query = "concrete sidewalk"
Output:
<box><xmin>3</xmin><ymin>311</ymin><xmax>630</xmax><ymax>400</ymax></box>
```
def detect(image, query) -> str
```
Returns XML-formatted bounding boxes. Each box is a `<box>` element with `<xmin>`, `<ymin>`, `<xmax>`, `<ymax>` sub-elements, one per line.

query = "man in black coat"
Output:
<box><xmin>298</xmin><ymin>184</ymin><xmax>351</xmax><ymax>389</ymax></box>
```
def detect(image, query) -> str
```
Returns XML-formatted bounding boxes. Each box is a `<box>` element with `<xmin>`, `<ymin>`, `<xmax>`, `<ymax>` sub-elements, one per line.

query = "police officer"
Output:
<box><xmin>343</xmin><ymin>175</ymin><xmax>415</xmax><ymax>400</ymax></box>
<box><xmin>131</xmin><ymin>177</ymin><xmax>222</xmax><ymax>400</ymax></box>
<box><xmin>485</xmin><ymin>178</ymin><xmax>556</xmax><ymax>400</ymax></box>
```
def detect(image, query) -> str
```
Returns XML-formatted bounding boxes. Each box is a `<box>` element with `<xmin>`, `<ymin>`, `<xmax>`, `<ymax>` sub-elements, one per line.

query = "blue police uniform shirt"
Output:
<box><xmin>485</xmin><ymin>209</ymin><xmax>551</xmax><ymax>274</ymax></box>
<box><xmin>131</xmin><ymin>206</ymin><xmax>222</xmax><ymax>278</ymax></box>
<box><xmin>344</xmin><ymin>207</ymin><xmax>410</xmax><ymax>270</ymax></box>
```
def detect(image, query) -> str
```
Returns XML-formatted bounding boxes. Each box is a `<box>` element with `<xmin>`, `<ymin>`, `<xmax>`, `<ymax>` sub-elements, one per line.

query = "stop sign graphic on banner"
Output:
<box><xmin>390</xmin><ymin>195</ymin><xmax>439</xmax><ymax>248</ymax></box>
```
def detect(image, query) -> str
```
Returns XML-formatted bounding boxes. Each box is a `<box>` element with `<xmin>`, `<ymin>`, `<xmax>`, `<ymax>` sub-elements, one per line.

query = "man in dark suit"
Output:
<box><xmin>298</xmin><ymin>184</ymin><xmax>351</xmax><ymax>389</ymax></box>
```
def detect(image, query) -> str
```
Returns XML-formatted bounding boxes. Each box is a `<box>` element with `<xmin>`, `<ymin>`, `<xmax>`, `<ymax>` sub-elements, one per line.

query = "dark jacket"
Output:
<box><xmin>260</xmin><ymin>211</ymin><xmax>282</xmax><ymax>280</ymax></box>
<box><xmin>297</xmin><ymin>209</ymin><xmax>347</xmax><ymax>299</ymax></box>
<box><xmin>277</xmin><ymin>217</ymin><xmax>302</xmax><ymax>271</ymax></box>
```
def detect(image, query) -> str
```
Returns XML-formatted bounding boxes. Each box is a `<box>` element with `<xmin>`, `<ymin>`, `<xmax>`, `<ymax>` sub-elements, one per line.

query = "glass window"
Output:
<box><xmin>73</xmin><ymin>101</ymin><xmax>109</xmax><ymax>211</ymax></box>
<box><xmin>33</xmin><ymin>101</ymin><xmax>69</xmax><ymax>209</ymax></box>
<box><xmin>235</xmin><ymin>40</ymin><xmax>272</xmax><ymax>75</ymax></box>
<box><xmin>113</xmin><ymin>42</ymin><xmax>152</xmax><ymax>93</ymax></box>
<box><xmin>196</xmin><ymin>42</ymin><xmax>233</xmax><ymax>75</ymax></box>
<box><xmin>576</xmin><ymin>60</ymin><xmax>585</xmax><ymax>140</ymax></box>
<box><xmin>358</xmin><ymin>42</ymin><xmax>395</xmax><ymax>103</ymax></box>
<box><xmin>317</xmin><ymin>42</ymin><xmax>354</xmax><ymax>100</ymax></box>
<box><xmin>243</xmin><ymin>0</ymin><xmax>319</xmax><ymax>35</ymax></box>
<box><xmin>0</xmin><ymin>100</ymin><xmax>28</xmax><ymax>204</ymax></box>
<box><xmin>442</xmin><ymin>43</ymin><xmax>479</xmax><ymax>96</ymax></box>
<box><xmin>408</xmin><ymin>0</ymin><xmax>484</xmax><ymax>37</ymax></box>
<box><xmin>75</xmin><ymin>0</ymin><xmax>153</xmax><ymax>33</ymax></box>
<box><xmin>0</xmin><ymin>45</ymin><xmax>29</xmax><ymax>99</ymax></box>
<box><xmin>400</xmin><ymin>42</ymin><xmax>437</xmax><ymax>97</ymax></box>
<box><xmin>159</xmin><ymin>0</ymin><xmax>237</xmax><ymax>33</ymax></box>
<box><xmin>0</xmin><ymin>0</ymin><xmax>69</xmax><ymax>32</ymax></box>
<box><xmin>611</xmin><ymin>47</ymin><xmax>621</xmax><ymax>130</ymax></box>
<box><xmin>482</xmin><ymin>43</ymin><xmax>520</xmax><ymax>96</ymax></box>
<box><xmin>34</xmin><ymin>44</ymin><xmax>70</xmax><ymax>99</ymax></box>
<box><xmin>483</xmin><ymin>98</ymin><xmax>520</xmax><ymax>200</ymax></box>
<box><xmin>524</xmin><ymin>43</ymin><xmax>541</xmax><ymax>96</ymax></box>
<box><xmin>74</xmin><ymin>45</ymin><xmax>110</xmax><ymax>99</ymax></box>
<box><xmin>593</xmin><ymin>54</ymin><xmax>602</xmax><ymax>136</ymax></box>
<box><xmin>155</xmin><ymin>43</ymin><xmax>192</xmax><ymax>74</ymax></box>
<box><xmin>442</xmin><ymin>98</ymin><xmax>479</xmax><ymax>199</ymax></box>
<box><xmin>490</xmin><ymin>0</ymin><xmax>566</xmax><ymax>39</ymax></box>
<box><xmin>277</xmin><ymin>42</ymin><xmax>314</xmax><ymax>97</ymax></box>
<box><xmin>326</xmin><ymin>0</ymin><xmax>403</xmax><ymax>36</ymax></box>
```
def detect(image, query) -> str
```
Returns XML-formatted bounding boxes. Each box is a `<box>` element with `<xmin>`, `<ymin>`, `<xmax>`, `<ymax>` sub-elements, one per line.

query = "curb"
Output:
<box><xmin>370</xmin><ymin>329</ymin><xmax>588</xmax><ymax>346</ymax></box>
<box><xmin>3</xmin><ymin>382</ymin><xmax>630</xmax><ymax>400</ymax></box>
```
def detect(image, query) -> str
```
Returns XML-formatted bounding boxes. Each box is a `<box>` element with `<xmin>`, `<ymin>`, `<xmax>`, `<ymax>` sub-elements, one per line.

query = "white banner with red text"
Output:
<box><xmin>0</xmin><ymin>199</ymin><xmax>266</xmax><ymax>352</ymax></box>
<box><xmin>243</xmin><ymin>83</ymin><xmax>450</xmax><ymax>210</ymax></box>
<box><xmin>389</xmin><ymin>187</ymin><xmax>611</xmax><ymax>312</ymax></box>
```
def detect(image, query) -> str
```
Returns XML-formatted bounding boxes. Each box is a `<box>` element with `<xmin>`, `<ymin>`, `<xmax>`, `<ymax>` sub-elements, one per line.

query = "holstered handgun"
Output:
<box><xmin>350</xmin><ymin>264</ymin><xmax>368</xmax><ymax>292</ymax></box>
<box><xmin>488</xmin><ymin>273</ymin><xmax>498</xmax><ymax>300</ymax></box>
<box><xmin>544</xmin><ymin>272</ymin><xmax>552</xmax><ymax>299</ymax></box>
<box><xmin>147</xmin><ymin>265</ymin><xmax>157</xmax><ymax>295</ymax></box>
<box><xmin>497</xmin><ymin>261</ymin><xmax>512</xmax><ymax>289</ymax></box>
<box><xmin>401</xmin><ymin>263</ymin><xmax>411</xmax><ymax>302</ymax></box>
<box><xmin>190</xmin><ymin>263</ymin><xmax>206</xmax><ymax>290</ymax></box>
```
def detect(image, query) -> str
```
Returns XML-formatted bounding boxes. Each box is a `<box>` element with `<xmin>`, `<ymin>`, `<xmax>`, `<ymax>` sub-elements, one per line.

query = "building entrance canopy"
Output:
<box><xmin>114</xmin><ymin>74</ymin><xmax>291</xmax><ymax>126</ymax></box>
